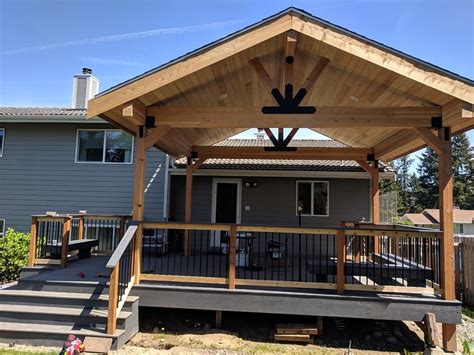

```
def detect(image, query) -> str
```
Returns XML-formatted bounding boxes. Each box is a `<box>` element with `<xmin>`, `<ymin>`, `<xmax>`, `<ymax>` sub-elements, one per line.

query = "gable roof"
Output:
<box><xmin>402</xmin><ymin>209</ymin><xmax>474</xmax><ymax>225</ymax></box>
<box><xmin>85</xmin><ymin>7</ymin><xmax>473</xmax><ymax>161</ymax></box>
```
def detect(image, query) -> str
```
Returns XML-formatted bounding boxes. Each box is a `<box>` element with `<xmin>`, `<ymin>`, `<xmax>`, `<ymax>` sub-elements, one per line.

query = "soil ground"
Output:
<box><xmin>0</xmin><ymin>308</ymin><xmax>472</xmax><ymax>354</ymax></box>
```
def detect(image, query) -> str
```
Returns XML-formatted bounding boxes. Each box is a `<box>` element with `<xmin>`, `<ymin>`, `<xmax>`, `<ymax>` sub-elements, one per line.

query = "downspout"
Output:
<box><xmin>162</xmin><ymin>154</ymin><xmax>170</xmax><ymax>221</ymax></box>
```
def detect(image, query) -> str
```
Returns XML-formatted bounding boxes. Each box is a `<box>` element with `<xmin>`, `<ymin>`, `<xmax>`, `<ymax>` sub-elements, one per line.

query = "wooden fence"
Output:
<box><xmin>455</xmin><ymin>235</ymin><xmax>474</xmax><ymax>305</ymax></box>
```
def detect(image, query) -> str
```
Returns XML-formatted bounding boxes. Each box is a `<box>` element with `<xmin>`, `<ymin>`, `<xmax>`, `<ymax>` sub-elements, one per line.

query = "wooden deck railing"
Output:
<box><xmin>138</xmin><ymin>222</ymin><xmax>443</xmax><ymax>296</ymax></box>
<box><xmin>106</xmin><ymin>223</ymin><xmax>138</xmax><ymax>335</ymax></box>
<box><xmin>28</xmin><ymin>214</ymin><xmax>130</xmax><ymax>267</ymax></box>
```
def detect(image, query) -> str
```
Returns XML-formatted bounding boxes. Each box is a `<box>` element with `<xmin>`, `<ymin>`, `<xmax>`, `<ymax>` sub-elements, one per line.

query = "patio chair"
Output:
<box><xmin>266</xmin><ymin>235</ymin><xmax>289</xmax><ymax>267</ymax></box>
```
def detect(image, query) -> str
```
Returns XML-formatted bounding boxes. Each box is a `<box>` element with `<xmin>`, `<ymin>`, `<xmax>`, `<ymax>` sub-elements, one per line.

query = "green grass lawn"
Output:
<box><xmin>0</xmin><ymin>349</ymin><xmax>57</xmax><ymax>355</ymax></box>
<box><xmin>462</xmin><ymin>305</ymin><xmax>474</xmax><ymax>319</ymax></box>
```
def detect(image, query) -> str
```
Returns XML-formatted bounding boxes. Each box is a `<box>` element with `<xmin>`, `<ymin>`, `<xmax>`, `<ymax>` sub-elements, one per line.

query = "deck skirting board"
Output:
<box><xmin>131</xmin><ymin>284</ymin><xmax>461</xmax><ymax>324</ymax></box>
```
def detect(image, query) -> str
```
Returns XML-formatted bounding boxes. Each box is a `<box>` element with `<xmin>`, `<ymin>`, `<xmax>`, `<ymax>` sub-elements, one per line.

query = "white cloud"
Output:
<box><xmin>79</xmin><ymin>56</ymin><xmax>146</xmax><ymax>67</ymax></box>
<box><xmin>3</xmin><ymin>20</ymin><xmax>240</xmax><ymax>55</ymax></box>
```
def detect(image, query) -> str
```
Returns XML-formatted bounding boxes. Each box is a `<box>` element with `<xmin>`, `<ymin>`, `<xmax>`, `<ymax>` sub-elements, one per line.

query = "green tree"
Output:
<box><xmin>415</xmin><ymin>147</ymin><xmax>439</xmax><ymax>209</ymax></box>
<box><xmin>395</xmin><ymin>156</ymin><xmax>414</xmax><ymax>213</ymax></box>
<box><xmin>452</xmin><ymin>133</ymin><xmax>473</xmax><ymax>209</ymax></box>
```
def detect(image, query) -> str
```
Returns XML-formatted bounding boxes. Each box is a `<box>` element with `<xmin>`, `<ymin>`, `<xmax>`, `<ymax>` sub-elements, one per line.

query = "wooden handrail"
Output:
<box><xmin>106</xmin><ymin>224</ymin><xmax>138</xmax><ymax>269</ymax></box>
<box><xmin>139</xmin><ymin>221</ymin><xmax>441</xmax><ymax>239</ymax></box>
<box><xmin>105</xmin><ymin>223</ymin><xmax>138</xmax><ymax>335</ymax></box>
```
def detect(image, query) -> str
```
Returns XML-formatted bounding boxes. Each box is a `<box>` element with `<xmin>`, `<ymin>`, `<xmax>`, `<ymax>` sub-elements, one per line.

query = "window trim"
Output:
<box><xmin>75</xmin><ymin>129</ymin><xmax>134</xmax><ymax>165</ymax></box>
<box><xmin>295</xmin><ymin>180</ymin><xmax>330</xmax><ymax>217</ymax></box>
<box><xmin>0</xmin><ymin>128</ymin><xmax>4</xmax><ymax>158</ymax></box>
<box><xmin>0</xmin><ymin>219</ymin><xmax>5</xmax><ymax>237</ymax></box>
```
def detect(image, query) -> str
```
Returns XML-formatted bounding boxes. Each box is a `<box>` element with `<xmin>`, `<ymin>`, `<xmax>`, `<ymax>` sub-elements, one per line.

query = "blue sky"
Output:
<box><xmin>0</xmin><ymin>0</ymin><xmax>472</xmax><ymax>168</ymax></box>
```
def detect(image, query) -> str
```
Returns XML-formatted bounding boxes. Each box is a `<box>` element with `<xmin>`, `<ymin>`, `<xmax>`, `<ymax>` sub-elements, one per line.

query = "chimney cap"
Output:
<box><xmin>82</xmin><ymin>68</ymin><xmax>92</xmax><ymax>75</ymax></box>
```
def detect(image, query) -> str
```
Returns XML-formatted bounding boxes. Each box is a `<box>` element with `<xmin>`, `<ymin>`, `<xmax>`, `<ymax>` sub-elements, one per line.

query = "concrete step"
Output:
<box><xmin>0</xmin><ymin>304</ymin><xmax>131</xmax><ymax>327</ymax></box>
<box><xmin>0</xmin><ymin>321</ymin><xmax>124</xmax><ymax>349</ymax></box>
<box><xmin>0</xmin><ymin>289</ymin><xmax>138</xmax><ymax>309</ymax></box>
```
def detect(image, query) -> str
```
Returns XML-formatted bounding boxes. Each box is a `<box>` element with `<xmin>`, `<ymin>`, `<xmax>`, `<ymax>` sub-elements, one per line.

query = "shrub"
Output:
<box><xmin>0</xmin><ymin>228</ymin><xmax>30</xmax><ymax>283</ymax></box>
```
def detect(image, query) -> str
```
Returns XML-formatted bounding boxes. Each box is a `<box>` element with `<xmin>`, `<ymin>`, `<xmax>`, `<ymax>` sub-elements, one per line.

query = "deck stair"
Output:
<box><xmin>0</xmin><ymin>288</ymin><xmax>138</xmax><ymax>349</ymax></box>
<box><xmin>274</xmin><ymin>319</ymin><xmax>322</xmax><ymax>344</ymax></box>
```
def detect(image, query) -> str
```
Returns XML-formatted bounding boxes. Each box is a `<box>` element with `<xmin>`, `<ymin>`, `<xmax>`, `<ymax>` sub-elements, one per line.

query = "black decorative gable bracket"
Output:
<box><xmin>262</xmin><ymin>84</ymin><xmax>316</xmax><ymax>114</ymax></box>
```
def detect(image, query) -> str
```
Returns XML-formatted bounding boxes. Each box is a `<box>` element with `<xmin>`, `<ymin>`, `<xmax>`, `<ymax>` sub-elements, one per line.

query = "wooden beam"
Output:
<box><xmin>87</xmin><ymin>14</ymin><xmax>292</xmax><ymax>118</ymax></box>
<box><xmin>284</xmin><ymin>31</ymin><xmax>298</xmax><ymax>86</ymax></box>
<box><xmin>147</xmin><ymin>106</ymin><xmax>441</xmax><ymax>128</ymax></box>
<box><xmin>301</xmin><ymin>57</ymin><xmax>330</xmax><ymax>92</ymax></box>
<box><xmin>293</xmin><ymin>16</ymin><xmax>474</xmax><ymax>103</ymax></box>
<box><xmin>193</xmin><ymin>145</ymin><xmax>373</xmax><ymax>161</ymax></box>
<box><xmin>122</xmin><ymin>100</ymin><xmax>146</xmax><ymax>126</ymax></box>
<box><xmin>144</xmin><ymin>126</ymin><xmax>171</xmax><ymax>150</ymax></box>
<box><xmin>438</xmin><ymin>126</ymin><xmax>457</xmax><ymax>352</ymax></box>
<box><xmin>132</xmin><ymin>126</ymin><xmax>147</xmax><ymax>284</ymax></box>
<box><xmin>413</xmin><ymin>128</ymin><xmax>443</xmax><ymax>154</ymax></box>
<box><xmin>249</xmin><ymin>57</ymin><xmax>276</xmax><ymax>92</ymax></box>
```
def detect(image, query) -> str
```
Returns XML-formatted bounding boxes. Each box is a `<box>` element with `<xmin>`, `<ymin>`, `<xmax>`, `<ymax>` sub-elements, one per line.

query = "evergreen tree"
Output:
<box><xmin>452</xmin><ymin>133</ymin><xmax>473</xmax><ymax>209</ymax></box>
<box><xmin>415</xmin><ymin>147</ymin><xmax>439</xmax><ymax>209</ymax></box>
<box><xmin>396</xmin><ymin>156</ymin><xmax>414</xmax><ymax>213</ymax></box>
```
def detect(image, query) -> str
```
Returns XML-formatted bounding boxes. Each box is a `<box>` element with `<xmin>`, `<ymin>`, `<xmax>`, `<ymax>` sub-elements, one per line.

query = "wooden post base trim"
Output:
<box><xmin>442</xmin><ymin>323</ymin><xmax>457</xmax><ymax>352</ymax></box>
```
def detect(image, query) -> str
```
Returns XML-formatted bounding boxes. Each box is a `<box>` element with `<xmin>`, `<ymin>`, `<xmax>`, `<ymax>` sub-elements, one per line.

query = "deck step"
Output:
<box><xmin>0</xmin><ymin>289</ymin><xmax>138</xmax><ymax>308</ymax></box>
<box><xmin>0</xmin><ymin>288</ymin><xmax>139</xmax><ymax>349</ymax></box>
<box><xmin>0</xmin><ymin>321</ymin><xmax>124</xmax><ymax>348</ymax></box>
<box><xmin>0</xmin><ymin>304</ymin><xmax>131</xmax><ymax>326</ymax></box>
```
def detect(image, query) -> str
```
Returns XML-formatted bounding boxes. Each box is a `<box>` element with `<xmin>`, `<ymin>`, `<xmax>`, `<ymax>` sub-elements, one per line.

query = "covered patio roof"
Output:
<box><xmin>87</xmin><ymin>7</ymin><xmax>474</xmax><ymax>161</ymax></box>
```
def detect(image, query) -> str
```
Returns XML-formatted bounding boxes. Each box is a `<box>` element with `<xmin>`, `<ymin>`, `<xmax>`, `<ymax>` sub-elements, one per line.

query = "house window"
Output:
<box><xmin>76</xmin><ymin>129</ymin><xmax>133</xmax><ymax>163</ymax></box>
<box><xmin>0</xmin><ymin>219</ymin><xmax>5</xmax><ymax>237</ymax></box>
<box><xmin>296</xmin><ymin>181</ymin><xmax>329</xmax><ymax>216</ymax></box>
<box><xmin>0</xmin><ymin>128</ymin><xmax>4</xmax><ymax>157</ymax></box>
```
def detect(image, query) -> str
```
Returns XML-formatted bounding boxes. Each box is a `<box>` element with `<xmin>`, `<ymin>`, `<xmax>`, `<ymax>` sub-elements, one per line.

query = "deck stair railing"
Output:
<box><xmin>138</xmin><ymin>222</ymin><xmax>443</xmax><ymax>295</ymax></box>
<box><xmin>105</xmin><ymin>223</ymin><xmax>138</xmax><ymax>335</ymax></box>
<box><xmin>28</xmin><ymin>214</ymin><xmax>130</xmax><ymax>267</ymax></box>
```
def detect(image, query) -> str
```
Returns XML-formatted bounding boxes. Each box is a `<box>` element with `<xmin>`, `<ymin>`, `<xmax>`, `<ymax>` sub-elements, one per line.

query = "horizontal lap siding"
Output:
<box><xmin>0</xmin><ymin>123</ymin><xmax>167</xmax><ymax>232</ymax></box>
<box><xmin>169</xmin><ymin>175</ymin><xmax>370</xmax><ymax>227</ymax></box>
<box><xmin>168</xmin><ymin>175</ymin><xmax>370</xmax><ymax>257</ymax></box>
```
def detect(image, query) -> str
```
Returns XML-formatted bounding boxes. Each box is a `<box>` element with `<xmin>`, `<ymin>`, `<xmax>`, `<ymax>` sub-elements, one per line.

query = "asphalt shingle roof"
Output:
<box><xmin>175</xmin><ymin>139</ymin><xmax>393</xmax><ymax>173</ymax></box>
<box><xmin>0</xmin><ymin>107</ymin><xmax>86</xmax><ymax>117</ymax></box>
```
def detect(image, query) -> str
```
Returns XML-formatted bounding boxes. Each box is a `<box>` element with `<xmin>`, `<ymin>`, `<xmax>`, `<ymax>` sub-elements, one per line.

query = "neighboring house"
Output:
<box><xmin>401</xmin><ymin>209</ymin><xmax>474</xmax><ymax>235</ymax></box>
<box><xmin>0</xmin><ymin>71</ymin><xmax>395</xmax><ymax>235</ymax></box>
<box><xmin>0</xmin><ymin>70</ymin><xmax>169</xmax><ymax>233</ymax></box>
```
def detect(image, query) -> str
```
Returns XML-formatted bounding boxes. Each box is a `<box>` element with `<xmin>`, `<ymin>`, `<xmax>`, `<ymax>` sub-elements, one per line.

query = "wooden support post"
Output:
<box><xmin>78</xmin><ymin>216</ymin><xmax>85</xmax><ymax>240</ymax></box>
<box><xmin>215</xmin><ymin>310</ymin><xmax>222</xmax><ymax>329</ymax></box>
<box><xmin>60</xmin><ymin>217</ymin><xmax>71</xmax><ymax>268</ymax></box>
<box><xmin>228</xmin><ymin>224</ymin><xmax>237</xmax><ymax>289</ymax></box>
<box><xmin>184</xmin><ymin>163</ymin><xmax>193</xmax><ymax>257</ymax></box>
<box><xmin>336</xmin><ymin>229</ymin><xmax>345</xmax><ymax>294</ymax></box>
<box><xmin>438</xmin><ymin>127</ymin><xmax>457</xmax><ymax>352</ymax></box>
<box><xmin>183</xmin><ymin>158</ymin><xmax>206</xmax><ymax>256</ymax></box>
<box><xmin>107</xmin><ymin>263</ymin><xmax>119</xmax><ymax>335</ymax></box>
<box><xmin>132</xmin><ymin>125</ymin><xmax>147</xmax><ymax>284</ymax></box>
<box><xmin>28</xmin><ymin>217</ymin><xmax>38</xmax><ymax>267</ymax></box>
<box><xmin>423</xmin><ymin>313</ymin><xmax>441</xmax><ymax>348</ymax></box>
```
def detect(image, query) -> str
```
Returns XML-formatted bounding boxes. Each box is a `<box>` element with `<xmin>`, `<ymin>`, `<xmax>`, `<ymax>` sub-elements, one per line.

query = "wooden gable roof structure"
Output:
<box><xmin>86</xmin><ymin>9</ymin><xmax>472</xmax><ymax>351</ymax></box>
<box><xmin>87</xmin><ymin>7</ymin><xmax>473</xmax><ymax>161</ymax></box>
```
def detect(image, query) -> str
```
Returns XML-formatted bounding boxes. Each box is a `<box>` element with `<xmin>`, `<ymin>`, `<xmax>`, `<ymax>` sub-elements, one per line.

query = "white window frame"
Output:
<box><xmin>295</xmin><ymin>180</ymin><xmax>330</xmax><ymax>217</ymax></box>
<box><xmin>75</xmin><ymin>129</ymin><xmax>134</xmax><ymax>164</ymax></box>
<box><xmin>0</xmin><ymin>128</ymin><xmax>4</xmax><ymax>157</ymax></box>
<box><xmin>0</xmin><ymin>219</ymin><xmax>5</xmax><ymax>237</ymax></box>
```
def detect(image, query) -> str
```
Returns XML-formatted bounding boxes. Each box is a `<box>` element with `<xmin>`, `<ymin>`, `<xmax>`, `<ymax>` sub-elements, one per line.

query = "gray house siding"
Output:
<box><xmin>169</xmin><ymin>175</ymin><xmax>370</xmax><ymax>256</ymax></box>
<box><xmin>0</xmin><ymin>122</ymin><xmax>167</xmax><ymax>232</ymax></box>
<box><xmin>169</xmin><ymin>175</ymin><xmax>370</xmax><ymax>227</ymax></box>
